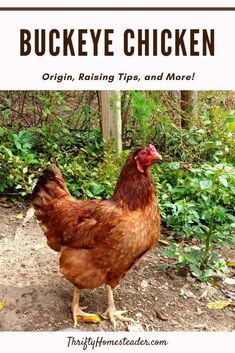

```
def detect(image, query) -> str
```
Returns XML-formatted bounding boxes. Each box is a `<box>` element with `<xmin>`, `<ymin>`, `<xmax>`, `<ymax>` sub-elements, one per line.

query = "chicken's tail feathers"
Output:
<box><xmin>32</xmin><ymin>165</ymin><xmax>71</xmax><ymax>210</ymax></box>
<box><xmin>31</xmin><ymin>165</ymin><xmax>72</xmax><ymax>252</ymax></box>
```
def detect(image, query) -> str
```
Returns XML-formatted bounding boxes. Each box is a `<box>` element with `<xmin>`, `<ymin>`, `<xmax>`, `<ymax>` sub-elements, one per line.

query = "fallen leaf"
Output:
<box><xmin>77</xmin><ymin>315</ymin><xmax>100</xmax><ymax>323</ymax></box>
<box><xmin>207</xmin><ymin>300</ymin><xmax>231</xmax><ymax>310</ymax></box>
<box><xmin>16</xmin><ymin>213</ymin><xmax>24</xmax><ymax>220</ymax></box>
<box><xmin>159</xmin><ymin>239</ymin><xmax>169</xmax><ymax>245</ymax></box>
<box><xmin>0</xmin><ymin>299</ymin><xmax>5</xmax><ymax>311</ymax></box>
<box><xmin>221</xmin><ymin>289</ymin><xmax>235</xmax><ymax>301</ymax></box>
<box><xmin>155</xmin><ymin>309</ymin><xmax>169</xmax><ymax>321</ymax></box>
<box><xmin>227</xmin><ymin>261</ymin><xmax>235</xmax><ymax>268</ymax></box>
<box><xmin>223</xmin><ymin>278</ymin><xmax>235</xmax><ymax>286</ymax></box>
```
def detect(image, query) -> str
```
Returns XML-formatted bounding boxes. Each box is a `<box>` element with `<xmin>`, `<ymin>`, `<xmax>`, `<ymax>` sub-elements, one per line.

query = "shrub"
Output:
<box><xmin>155</xmin><ymin>162</ymin><xmax>235</xmax><ymax>281</ymax></box>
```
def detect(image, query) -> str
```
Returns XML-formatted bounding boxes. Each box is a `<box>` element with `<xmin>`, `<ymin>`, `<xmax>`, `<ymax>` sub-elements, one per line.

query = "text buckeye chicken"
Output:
<box><xmin>32</xmin><ymin>144</ymin><xmax>162</xmax><ymax>328</ymax></box>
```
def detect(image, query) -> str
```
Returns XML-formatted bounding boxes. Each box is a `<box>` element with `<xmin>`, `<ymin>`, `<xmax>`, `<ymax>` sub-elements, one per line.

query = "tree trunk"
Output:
<box><xmin>101</xmin><ymin>91</ymin><xmax>122</xmax><ymax>154</ymax></box>
<box><xmin>180</xmin><ymin>91</ymin><xmax>198</xmax><ymax>128</ymax></box>
<box><xmin>168</xmin><ymin>90</ymin><xmax>181</xmax><ymax>100</ymax></box>
<box><xmin>225</xmin><ymin>91</ymin><xmax>235</xmax><ymax>109</ymax></box>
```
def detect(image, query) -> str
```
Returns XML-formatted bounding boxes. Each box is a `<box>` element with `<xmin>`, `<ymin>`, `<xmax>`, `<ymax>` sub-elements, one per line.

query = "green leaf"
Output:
<box><xmin>92</xmin><ymin>183</ymin><xmax>105</xmax><ymax>196</ymax></box>
<box><xmin>228</xmin><ymin>121</ymin><xmax>235</xmax><ymax>131</ymax></box>
<box><xmin>85</xmin><ymin>189</ymin><xmax>94</xmax><ymax>198</ymax></box>
<box><xmin>218</xmin><ymin>176</ymin><xmax>228</xmax><ymax>187</ymax></box>
<box><xmin>160</xmin><ymin>248</ymin><xmax>177</xmax><ymax>258</ymax></box>
<box><xmin>23</xmin><ymin>143</ymin><xmax>32</xmax><ymax>150</ymax></box>
<box><xmin>14</xmin><ymin>141</ymin><xmax>21</xmax><ymax>150</ymax></box>
<box><xmin>207</xmin><ymin>301</ymin><xmax>231</xmax><ymax>310</ymax></box>
<box><xmin>168</xmin><ymin>162</ymin><xmax>180</xmax><ymax>170</ymax></box>
<box><xmin>227</xmin><ymin>214</ymin><xmax>235</xmax><ymax>222</ymax></box>
<box><xmin>61</xmin><ymin>104</ymin><xmax>71</xmax><ymax>112</ymax></box>
<box><xmin>200</xmin><ymin>179</ymin><xmax>213</xmax><ymax>190</ymax></box>
<box><xmin>7</xmin><ymin>133</ymin><xmax>16</xmax><ymax>142</ymax></box>
<box><xmin>201</xmin><ymin>195</ymin><xmax>209</xmax><ymax>202</ymax></box>
<box><xmin>200</xmin><ymin>224</ymin><xmax>210</xmax><ymax>232</ymax></box>
<box><xmin>2</xmin><ymin>146</ymin><xmax>13</xmax><ymax>157</ymax></box>
<box><xmin>197</xmin><ymin>129</ymin><xmax>206</xmax><ymax>134</ymax></box>
<box><xmin>203</xmin><ymin>269</ymin><xmax>214</xmax><ymax>277</ymax></box>
<box><xmin>0</xmin><ymin>127</ymin><xmax>6</xmax><ymax>137</ymax></box>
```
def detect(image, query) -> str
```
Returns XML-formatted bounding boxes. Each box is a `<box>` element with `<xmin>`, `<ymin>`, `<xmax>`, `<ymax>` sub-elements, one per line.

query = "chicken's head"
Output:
<box><xmin>134</xmin><ymin>144</ymin><xmax>162</xmax><ymax>173</ymax></box>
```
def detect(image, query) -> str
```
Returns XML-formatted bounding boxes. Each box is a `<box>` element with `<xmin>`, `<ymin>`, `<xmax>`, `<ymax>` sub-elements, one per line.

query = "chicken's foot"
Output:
<box><xmin>103</xmin><ymin>284</ymin><xmax>134</xmax><ymax>329</ymax></box>
<box><xmin>71</xmin><ymin>287</ymin><xmax>96</xmax><ymax>327</ymax></box>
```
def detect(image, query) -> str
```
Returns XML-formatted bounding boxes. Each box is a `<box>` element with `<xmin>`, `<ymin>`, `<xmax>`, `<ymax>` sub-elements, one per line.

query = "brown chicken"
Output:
<box><xmin>32</xmin><ymin>144</ymin><xmax>162</xmax><ymax>328</ymax></box>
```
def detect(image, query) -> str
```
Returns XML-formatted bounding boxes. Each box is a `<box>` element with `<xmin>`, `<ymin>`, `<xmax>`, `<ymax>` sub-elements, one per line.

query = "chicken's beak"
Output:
<box><xmin>152</xmin><ymin>151</ymin><xmax>163</xmax><ymax>162</ymax></box>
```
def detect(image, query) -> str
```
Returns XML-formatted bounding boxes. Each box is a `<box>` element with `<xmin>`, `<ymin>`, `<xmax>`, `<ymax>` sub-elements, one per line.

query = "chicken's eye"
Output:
<box><xmin>140</xmin><ymin>149</ymin><xmax>147</xmax><ymax>156</ymax></box>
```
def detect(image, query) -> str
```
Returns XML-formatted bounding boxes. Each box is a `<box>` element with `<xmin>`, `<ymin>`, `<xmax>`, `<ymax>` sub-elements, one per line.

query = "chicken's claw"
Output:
<box><xmin>73</xmin><ymin>306</ymin><xmax>99</xmax><ymax>327</ymax></box>
<box><xmin>102</xmin><ymin>308</ymin><xmax>134</xmax><ymax>329</ymax></box>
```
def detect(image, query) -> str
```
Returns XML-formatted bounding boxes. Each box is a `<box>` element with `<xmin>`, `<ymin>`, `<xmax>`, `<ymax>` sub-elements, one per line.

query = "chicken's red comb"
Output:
<box><xmin>147</xmin><ymin>144</ymin><xmax>157</xmax><ymax>153</ymax></box>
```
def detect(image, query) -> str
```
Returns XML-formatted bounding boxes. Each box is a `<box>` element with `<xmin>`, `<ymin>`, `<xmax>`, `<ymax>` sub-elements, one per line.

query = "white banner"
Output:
<box><xmin>0</xmin><ymin>7</ymin><xmax>234</xmax><ymax>89</ymax></box>
<box><xmin>1</xmin><ymin>332</ymin><xmax>235</xmax><ymax>353</ymax></box>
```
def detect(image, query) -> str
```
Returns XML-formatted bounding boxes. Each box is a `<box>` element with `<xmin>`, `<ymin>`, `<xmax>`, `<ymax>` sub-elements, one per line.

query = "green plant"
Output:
<box><xmin>161</xmin><ymin>242</ymin><xmax>229</xmax><ymax>282</ymax></box>
<box><xmin>156</xmin><ymin>162</ymin><xmax>235</xmax><ymax>281</ymax></box>
<box><xmin>123</xmin><ymin>91</ymin><xmax>155</xmax><ymax>146</ymax></box>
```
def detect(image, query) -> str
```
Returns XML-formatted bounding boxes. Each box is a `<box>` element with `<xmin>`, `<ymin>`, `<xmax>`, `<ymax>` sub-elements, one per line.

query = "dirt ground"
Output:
<box><xmin>0</xmin><ymin>201</ymin><xmax>235</xmax><ymax>332</ymax></box>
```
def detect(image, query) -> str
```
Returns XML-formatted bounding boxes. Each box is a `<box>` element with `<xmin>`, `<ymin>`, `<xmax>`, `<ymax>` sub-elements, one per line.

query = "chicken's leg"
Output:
<box><xmin>71</xmin><ymin>287</ymin><xmax>97</xmax><ymax>327</ymax></box>
<box><xmin>103</xmin><ymin>284</ymin><xmax>133</xmax><ymax>329</ymax></box>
